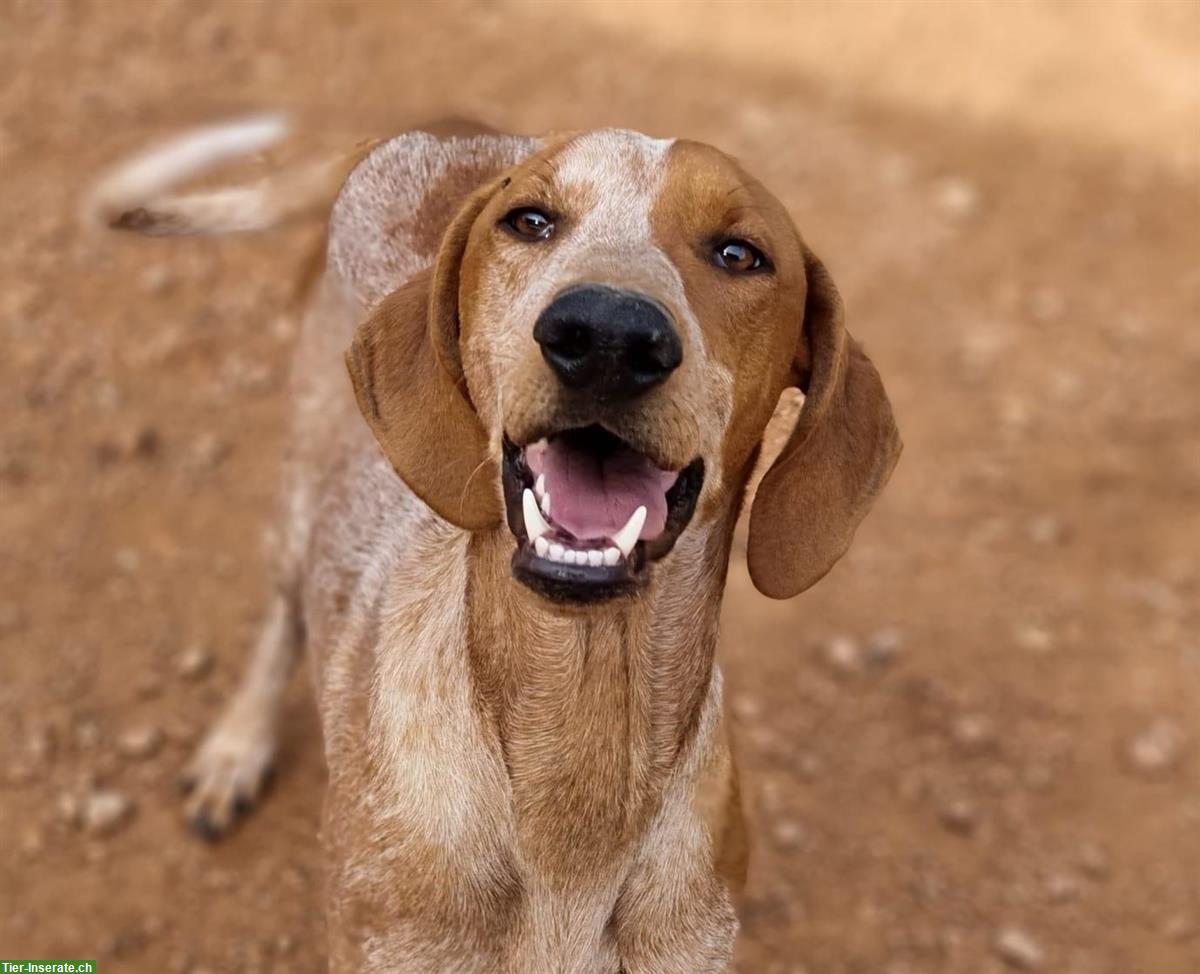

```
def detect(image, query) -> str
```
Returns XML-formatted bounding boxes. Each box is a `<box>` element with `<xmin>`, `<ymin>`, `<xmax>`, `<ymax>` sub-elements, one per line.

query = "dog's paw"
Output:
<box><xmin>178</xmin><ymin>717</ymin><xmax>276</xmax><ymax>840</ymax></box>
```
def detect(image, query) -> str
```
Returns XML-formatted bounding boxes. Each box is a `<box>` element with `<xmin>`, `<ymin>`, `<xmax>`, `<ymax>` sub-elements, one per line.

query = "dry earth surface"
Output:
<box><xmin>1</xmin><ymin>1</ymin><xmax>1198</xmax><ymax>972</ymax></box>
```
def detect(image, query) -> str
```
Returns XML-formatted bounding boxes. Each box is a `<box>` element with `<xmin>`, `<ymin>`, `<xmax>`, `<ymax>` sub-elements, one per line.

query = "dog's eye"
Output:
<box><xmin>503</xmin><ymin>207</ymin><xmax>555</xmax><ymax>241</ymax></box>
<box><xmin>713</xmin><ymin>239</ymin><xmax>768</xmax><ymax>273</ymax></box>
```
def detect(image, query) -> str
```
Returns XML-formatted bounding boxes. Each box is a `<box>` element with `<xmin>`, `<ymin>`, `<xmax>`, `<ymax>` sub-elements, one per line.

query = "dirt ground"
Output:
<box><xmin>1</xmin><ymin>2</ymin><xmax>1198</xmax><ymax>972</ymax></box>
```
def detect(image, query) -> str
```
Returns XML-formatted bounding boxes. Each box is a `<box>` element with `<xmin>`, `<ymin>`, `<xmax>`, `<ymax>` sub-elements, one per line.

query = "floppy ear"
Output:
<box><xmin>747</xmin><ymin>249</ymin><xmax>902</xmax><ymax>599</ymax></box>
<box><xmin>345</xmin><ymin>177</ymin><xmax>505</xmax><ymax>531</ymax></box>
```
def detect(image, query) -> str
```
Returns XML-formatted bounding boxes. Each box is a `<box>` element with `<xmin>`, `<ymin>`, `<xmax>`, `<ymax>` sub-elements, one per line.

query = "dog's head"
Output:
<box><xmin>347</xmin><ymin>129</ymin><xmax>900</xmax><ymax>604</ymax></box>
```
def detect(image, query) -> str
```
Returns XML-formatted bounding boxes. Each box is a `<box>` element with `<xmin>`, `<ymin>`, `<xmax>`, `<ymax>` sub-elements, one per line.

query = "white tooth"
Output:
<box><xmin>540</xmin><ymin>492</ymin><xmax>551</xmax><ymax>517</ymax></box>
<box><xmin>587</xmin><ymin>550</ymin><xmax>603</xmax><ymax>567</ymax></box>
<box><xmin>548</xmin><ymin>543</ymin><xmax>564</xmax><ymax>562</ymax></box>
<box><xmin>603</xmin><ymin>547</ymin><xmax>621</xmax><ymax>566</ymax></box>
<box><xmin>535</xmin><ymin>474</ymin><xmax>546</xmax><ymax>498</ymax></box>
<box><xmin>534</xmin><ymin>536</ymin><xmax>549</xmax><ymax>558</ymax></box>
<box><xmin>522</xmin><ymin>488</ymin><xmax>550</xmax><ymax>542</ymax></box>
<box><xmin>561</xmin><ymin>549</ymin><xmax>575</xmax><ymax>565</ymax></box>
<box><xmin>611</xmin><ymin>505</ymin><xmax>647</xmax><ymax>558</ymax></box>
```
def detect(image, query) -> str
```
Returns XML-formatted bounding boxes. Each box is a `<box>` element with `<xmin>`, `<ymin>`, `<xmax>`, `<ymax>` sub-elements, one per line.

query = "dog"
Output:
<box><xmin>91</xmin><ymin>116</ymin><xmax>901</xmax><ymax>973</ymax></box>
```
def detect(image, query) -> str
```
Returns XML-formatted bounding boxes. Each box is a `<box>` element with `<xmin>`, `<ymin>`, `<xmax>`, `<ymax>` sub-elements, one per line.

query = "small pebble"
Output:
<box><xmin>1023</xmin><ymin>763</ymin><xmax>1056</xmax><ymax>791</ymax></box>
<box><xmin>81</xmin><ymin>789</ymin><xmax>134</xmax><ymax>835</ymax></box>
<box><xmin>1013</xmin><ymin>623</ymin><xmax>1054</xmax><ymax>653</ymax></box>
<box><xmin>796</xmin><ymin>752</ymin><xmax>822</xmax><ymax>780</ymax></box>
<box><xmin>864</xmin><ymin>627</ymin><xmax>904</xmax><ymax>667</ymax></box>
<box><xmin>1044</xmin><ymin>871</ymin><xmax>1081</xmax><ymax>902</ymax></box>
<box><xmin>993</xmin><ymin>926</ymin><xmax>1044</xmax><ymax>970</ymax></box>
<box><xmin>117</xmin><ymin>725</ymin><xmax>163</xmax><ymax>760</ymax></box>
<box><xmin>1078</xmin><ymin>840</ymin><xmax>1111</xmax><ymax>880</ymax></box>
<box><xmin>95</xmin><ymin>424</ymin><xmax>159</xmax><ymax>465</ymax></box>
<box><xmin>94</xmin><ymin>380</ymin><xmax>121</xmax><ymax>410</ymax></box>
<box><xmin>57</xmin><ymin>791</ymin><xmax>81</xmax><ymax>826</ymax></box>
<box><xmin>950</xmin><ymin>714</ymin><xmax>995</xmax><ymax>754</ymax></box>
<box><xmin>185</xmin><ymin>432</ymin><xmax>231</xmax><ymax>473</ymax></box>
<box><xmin>939</xmin><ymin>798</ymin><xmax>977</xmax><ymax>835</ymax></box>
<box><xmin>135</xmin><ymin>673</ymin><xmax>164</xmax><ymax>699</ymax></box>
<box><xmin>821</xmin><ymin>635</ymin><xmax>861</xmax><ymax>675</ymax></box>
<box><xmin>933</xmin><ymin>176</ymin><xmax>981</xmax><ymax>219</ymax></box>
<box><xmin>1125</xmin><ymin>718</ymin><xmax>1183</xmax><ymax>776</ymax></box>
<box><xmin>730</xmin><ymin>694</ymin><xmax>762</xmax><ymax>722</ymax></box>
<box><xmin>270</xmin><ymin>314</ymin><xmax>297</xmax><ymax>342</ymax></box>
<box><xmin>113</xmin><ymin>547</ymin><xmax>141</xmax><ymax>573</ymax></box>
<box><xmin>771</xmin><ymin>818</ymin><xmax>806</xmax><ymax>848</ymax></box>
<box><xmin>177</xmin><ymin>645</ymin><xmax>213</xmax><ymax>681</ymax></box>
<box><xmin>26</xmin><ymin>725</ymin><xmax>55</xmax><ymax>763</ymax></box>
<box><xmin>1027</xmin><ymin>514</ymin><xmax>1064</xmax><ymax>545</ymax></box>
<box><xmin>1161</xmin><ymin>913</ymin><xmax>1196</xmax><ymax>943</ymax></box>
<box><xmin>138</xmin><ymin>264</ymin><xmax>177</xmax><ymax>295</ymax></box>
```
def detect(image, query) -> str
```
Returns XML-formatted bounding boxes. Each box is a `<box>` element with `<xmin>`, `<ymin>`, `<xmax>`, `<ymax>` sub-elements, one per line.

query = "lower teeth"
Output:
<box><xmin>532</xmin><ymin>536</ymin><xmax>622</xmax><ymax>567</ymax></box>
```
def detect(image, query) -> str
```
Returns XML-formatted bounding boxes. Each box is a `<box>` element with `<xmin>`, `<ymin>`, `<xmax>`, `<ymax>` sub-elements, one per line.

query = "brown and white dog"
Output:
<box><xmin>90</xmin><ymin>117</ymin><xmax>901</xmax><ymax>973</ymax></box>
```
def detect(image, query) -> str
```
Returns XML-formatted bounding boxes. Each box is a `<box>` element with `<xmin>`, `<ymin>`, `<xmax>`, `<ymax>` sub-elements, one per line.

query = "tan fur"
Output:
<box><xmin>97</xmin><ymin>120</ymin><xmax>900</xmax><ymax>972</ymax></box>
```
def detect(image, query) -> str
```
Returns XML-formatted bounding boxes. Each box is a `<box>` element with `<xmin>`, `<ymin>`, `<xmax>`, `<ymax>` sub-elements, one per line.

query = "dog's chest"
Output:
<box><xmin>314</xmin><ymin>527</ymin><xmax>735</xmax><ymax>972</ymax></box>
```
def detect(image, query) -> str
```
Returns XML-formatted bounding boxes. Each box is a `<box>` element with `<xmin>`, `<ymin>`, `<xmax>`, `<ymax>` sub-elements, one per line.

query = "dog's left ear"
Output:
<box><xmin>747</xmin><ymin>248</ymin><xmax>902</xmax><ymax>599</ymax></box>
<box><xmin>346</xmin><ymin>177</ymin><xmax>506</xmax><ymax>531</ymax></box>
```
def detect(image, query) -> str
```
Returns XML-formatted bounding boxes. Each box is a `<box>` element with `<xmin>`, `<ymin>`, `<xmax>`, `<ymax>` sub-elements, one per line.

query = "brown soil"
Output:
<box><xmin>1</xmin><ymin>2</ymin><xmax>1197</xmax><ymax>972</ymax></box>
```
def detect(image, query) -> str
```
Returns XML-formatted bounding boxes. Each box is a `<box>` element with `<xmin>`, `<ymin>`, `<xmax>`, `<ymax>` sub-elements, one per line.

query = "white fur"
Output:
<box><xmin>85</xmin><ymin>113</ymin><xmax>288</xmax><ymax>230</ymax></box>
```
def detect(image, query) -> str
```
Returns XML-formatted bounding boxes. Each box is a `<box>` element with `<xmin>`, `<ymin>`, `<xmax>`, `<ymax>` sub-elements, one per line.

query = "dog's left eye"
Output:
<box><xmin>713</xmin><ymin>239</ymin><xmax>768</xmax><ymax>273</ymax></box>
<box><xmin>503</xmin><ymin>207</ymin><xmax>556</xmax><ymax>240</ymax></box>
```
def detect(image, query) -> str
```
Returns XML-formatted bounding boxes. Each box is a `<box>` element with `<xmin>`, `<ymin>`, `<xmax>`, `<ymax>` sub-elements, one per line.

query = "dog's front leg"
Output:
<box><xmin>178</xmin><ymin>589</ymin><xmax>301</xmax><ymax>836</ymax></box>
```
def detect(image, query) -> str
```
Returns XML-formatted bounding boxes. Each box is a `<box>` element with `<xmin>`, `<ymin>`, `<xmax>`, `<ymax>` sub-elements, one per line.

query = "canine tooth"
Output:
<box><xmin>612</xmin><ymin>505</ymin><xmax>647</xmax><ymax>559</ymax></box>
<box><xmin>540</xmin><ymin>492</ymin><xmax>551</xmax><ymax>517</ymax></box>
<box><xmin>535</xmin><ymin>474</ymin><xmax>546</xmax><ymax>497</ymax></box>
<box><xmin>603</xmin><ymin>547</ymin><xmax>621</xmax><ymax>566</ymax></box>
<box><xmin>534</xmin><ymin>536</ymin><xmax>549</xmax><ymax>558</ymax></box>
<box><xmin>587</xmin><ymin>550</ymin><xmax>603</xmax><ymax>567</ymax></box>
<box><xmin>548</xmin><ymin>543</ymin><xmax>564</xmax><ymax>562</ymax></box>
<box><xmin>522</xmin><ymin>488</ymin><xmax>550</xmax><ymax>542</ymax></box>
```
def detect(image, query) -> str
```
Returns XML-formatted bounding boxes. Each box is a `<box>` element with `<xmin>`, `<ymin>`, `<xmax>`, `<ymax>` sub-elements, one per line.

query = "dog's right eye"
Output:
<box><xmin>502</xmin><ymin>207</ymin><xmax>556</xmax><ymax>241</ymax></box>
<box><xmin>712</xmin><ymin>238</ymin><xmax>769</xmax><ymax>273</ymax></box>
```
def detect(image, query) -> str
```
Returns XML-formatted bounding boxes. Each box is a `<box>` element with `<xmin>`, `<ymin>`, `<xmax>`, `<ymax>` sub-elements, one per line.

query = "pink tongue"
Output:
<box><xmin>536</xmin><ymin>439</ymin><xmax>676</xmax><ymax>541</ymax></box>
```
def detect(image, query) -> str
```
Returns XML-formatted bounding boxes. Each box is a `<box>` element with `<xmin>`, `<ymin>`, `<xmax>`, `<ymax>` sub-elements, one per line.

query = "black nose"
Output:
<box><xmin>533</xmin><ymin>285</ymin><xmax>682</xmax><ymax>401</ymax></box>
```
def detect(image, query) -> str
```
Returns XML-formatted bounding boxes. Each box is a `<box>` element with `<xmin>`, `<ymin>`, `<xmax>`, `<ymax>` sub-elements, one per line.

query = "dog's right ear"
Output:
<box><xmin>346</xmin><ymin>177</ymin><xmax>506</xmax><ymax>531</ymax></box>
<box><xmin>747</xmin><ymin>248</ymin><xmax>901</xmax><ymax>598</ymax></box>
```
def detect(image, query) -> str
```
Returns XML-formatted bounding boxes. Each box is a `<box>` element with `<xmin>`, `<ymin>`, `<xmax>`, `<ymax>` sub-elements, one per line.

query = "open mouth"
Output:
<box><xmin>502</xmin><ymin>426</ymin><xmax>704</xmax><ymax>603</ymax></box>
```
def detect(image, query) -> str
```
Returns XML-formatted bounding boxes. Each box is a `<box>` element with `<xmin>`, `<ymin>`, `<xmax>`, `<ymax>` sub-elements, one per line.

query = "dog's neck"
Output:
<box><xmin>464</xmin><ymin>518</ymin><xmax>735</xmax><ymax>885</ymax></box>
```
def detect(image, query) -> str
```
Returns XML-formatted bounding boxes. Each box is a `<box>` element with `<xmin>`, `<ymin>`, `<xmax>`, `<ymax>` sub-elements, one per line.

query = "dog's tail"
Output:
<box><xmin>85</xmin><ymin>113</ymin><xmax>367</xmax><ymax>236</ymax></box>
